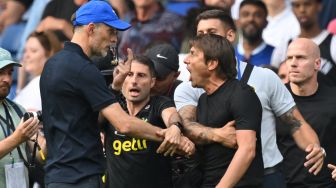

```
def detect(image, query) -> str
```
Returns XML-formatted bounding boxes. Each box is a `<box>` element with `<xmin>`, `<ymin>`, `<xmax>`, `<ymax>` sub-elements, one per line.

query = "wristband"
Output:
<box><xmin>172</xmin><ymin>122</ymin><xmax>184</xmax><ymax>133</ymax></box>
<box><xmin>321</xmin><ymin>147</ymin><xmax>327</xmax><ymax>157</ymax></box>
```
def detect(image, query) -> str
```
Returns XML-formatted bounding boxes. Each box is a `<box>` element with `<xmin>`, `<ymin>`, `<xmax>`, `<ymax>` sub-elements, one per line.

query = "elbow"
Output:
<box><xmin>116</xmin><ymin>122</ymin><xmax>132</xmax><ymax>135</ymax></box>
<box><xmin>240</xmin><ymin>144</ymin><xmax>256</xmax><ymax>162</ymax></box>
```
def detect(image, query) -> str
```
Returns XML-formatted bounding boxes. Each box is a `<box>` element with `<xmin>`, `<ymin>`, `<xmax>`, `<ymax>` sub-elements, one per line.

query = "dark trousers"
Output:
<box><xmin>46</xmin><ymin>175</ymin><xmax>103</xmax><ymax>188</ymax></box>
<box><xmin>263</xmin><ymin>170</ymin><xmax>286</xmax><ymax>188</ymax></box>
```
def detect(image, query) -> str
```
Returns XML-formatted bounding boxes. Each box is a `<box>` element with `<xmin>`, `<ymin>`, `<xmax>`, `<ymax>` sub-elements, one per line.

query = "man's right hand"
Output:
<box><xmin>112</xmin><ymin>48</ymin><xmax>132</xmax><ymax>90</ymax></box>
<box><xmin>14</xmin><ymin>117</ymin><xmax>39</xmax><ymax>144</ymax></box>
<box><xmin>213</xmin><ymin>121</ymin><xmax>237</xmax><ymax>148</ymax></box>
<box><xmin>328</xmin><ymin>164</ymin><xmax>336</xmax><ymax>181</ymax></box>
<box><xmin>178</xmin><ymin>136</ymin><xmax>195</xmax><ymax>156</ymax></box>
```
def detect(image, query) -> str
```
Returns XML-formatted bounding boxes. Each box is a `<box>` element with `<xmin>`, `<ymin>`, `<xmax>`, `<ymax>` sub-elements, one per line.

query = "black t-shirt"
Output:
<box><xmin>104</xmin><ymin>95</ymin><xmax>174</xmax><ymax>188</ymax></box>
<box><xmin>197</xmin><ymin>79</ymin><xmax>263</xmax><ymax>187</ymax></box>
<box><xmin>40</xmin><ymin>42</ymin><xmax>117</xmax><ymax>184</ymax></box>
<box><xmin>276</xmin><ymin>84</ymin><xmax>336</xmax><ymax>188</ymax></box>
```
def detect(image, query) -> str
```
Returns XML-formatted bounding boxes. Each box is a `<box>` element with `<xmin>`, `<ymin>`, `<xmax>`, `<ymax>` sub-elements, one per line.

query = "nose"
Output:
<box><xmin>1</xmin><ymin>73</ymin><xmax>12</xmax><ymax>84</ymax></box>
<box><xmin>130</xmin><ymin>74</ymin><xmax>138</xmax><ymax>85</ymax></box>
<box><xmin>297</xmin><ymin>4</ymin><xmax>306</xmax><ymax>14</ymax></box>
<box><xmin>110</xmin><ymin>34</ymin><xmax>118</xmax><ymax>44</ymax></box>
<box><xmin>23</xmin><ymin>51</ymin><xmax>30</xmax><ymax>61</ymax></box>
<box><xmin>288</xmin><ymin>57</ymin><xmax>298</xmax><ymax>67</ymax></box>
<box><xmin>184</xmin><ymin>54</ymin><xmax>190</xmax><ymax>65</ymax></box>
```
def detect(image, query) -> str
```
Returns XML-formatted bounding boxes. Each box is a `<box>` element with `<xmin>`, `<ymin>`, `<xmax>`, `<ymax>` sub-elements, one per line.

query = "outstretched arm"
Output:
<box><xmin>102</xmin><ymin>102</ymin><xmax>163</xmax><ymax>141</ymax></box>
<box><xmin>279</xmin><ymin>106</ymin><xmax>324</xmax><ymax>175</ymax></box>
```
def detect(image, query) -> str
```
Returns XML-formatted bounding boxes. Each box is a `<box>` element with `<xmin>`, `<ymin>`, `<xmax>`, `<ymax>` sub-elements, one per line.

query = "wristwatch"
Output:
<box><xmin>172</xmin><ymin>122</ymin><xmax>184</xmax><ymax>133</ymax></box>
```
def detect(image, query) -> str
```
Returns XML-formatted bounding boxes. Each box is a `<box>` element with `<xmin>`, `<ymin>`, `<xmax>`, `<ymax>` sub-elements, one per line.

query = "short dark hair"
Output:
<box><xmin>196</xmin><ymin>9</ymin><xmax>236</xmax><ymax>31</ymax></box>
<box><xmin>239</xmin><ymin>0</ymin><xmax>268</xmax><ymax>16</ymax></box>
<box><xmin>190</xmin><ymin>34</ymin><xmax>237</xmax><ymax>80</ymax></box>
<box><xmin>28</xmin><ymin>31</ymin><xmax>62</xmax><ymax>57</ymax></box>
<box><xmin>132</xmin><ymin>55</ymin><xmax>157</xmax><ymax>78</ymax></box>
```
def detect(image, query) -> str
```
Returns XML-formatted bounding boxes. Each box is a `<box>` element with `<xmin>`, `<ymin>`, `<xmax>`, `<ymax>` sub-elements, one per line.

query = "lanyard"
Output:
<box><xmin>0</xmin><ymin>102</ymin><xmax>14</xmax><ymax>138</ymax></box>
<box><xmin>0</xmin><ymin>102</ymin><xmax>16</xmax><ymax>166</ymax></box>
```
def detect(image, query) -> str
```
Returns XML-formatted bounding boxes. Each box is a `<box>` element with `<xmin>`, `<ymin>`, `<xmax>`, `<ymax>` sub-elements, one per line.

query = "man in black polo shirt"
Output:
<box><xmin>40</xmin><ymin>1</ymin><xmax>184</xmax><ymax>188</ymax></box>
<box><xmin>104</xmin><ymin>55</ymin><xmax>194</xmax><ymax>188</ymax></box>
<box><xmin>183</xmin><ymin>34</ymin><xmax>264</xmax><ymax>187</ymax></box>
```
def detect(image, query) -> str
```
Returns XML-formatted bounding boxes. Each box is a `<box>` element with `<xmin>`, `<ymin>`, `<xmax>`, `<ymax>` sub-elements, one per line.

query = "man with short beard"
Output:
<box><xmin>104</xmin><ymin>55</ymin><xmax>194</xmax><ymax>188</ymax></box>
<box><xmin>235</xmin><ymin>0</ymin><xmax>277</xmax><ymax>66</ymax></box>
<box><xmin>0</xmin><ymin>47</ymin><xmax>40</xmax><ymax>188</ymax></box>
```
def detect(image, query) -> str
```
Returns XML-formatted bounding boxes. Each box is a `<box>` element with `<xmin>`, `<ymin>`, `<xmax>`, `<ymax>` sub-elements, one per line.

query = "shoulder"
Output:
<box><xmin>265</xmin><ymin>43</ymin><xmax>275</xmax><ymax>51</ymax></box>
<box><xmin>152</xmin><ymin>95</ymin><xmax>172</xmax><ymax>104</ymax></box>
<box><xmin>5</xmin><ymin>99</ymin><xmax>26</xmax><ymax>117</ymax></box>
<box><xmin>150</xmin><ymin>96</ymin><xmax>175</xmax><ymax>112</ymax></box>
<box><xmin>226</xmin><ymin>80</ymin><xmax>261</xmax><ymax>108</ymax></box>
<box><xmin>252</xmin><ymin>65</ymin><xmax>278</xmax><ymax>78</ymax></box>
<box><xmin>319</xmin><ymin>84</ymin><xmax>336</xmax><ymax>95</ymax></box>
<box><xmin>174</xmin><ymin>81</ymin><xmax>205</xmax><ymax>110</ymax></box>
<box><xmin>175</xmin><ymin>81</ymin><xmax>204</xmax><ymax>95</ymax></box>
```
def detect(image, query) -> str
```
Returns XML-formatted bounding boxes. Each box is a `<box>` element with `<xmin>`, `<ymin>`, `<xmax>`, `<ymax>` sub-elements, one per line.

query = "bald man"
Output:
<box><xmin>276</xmin><ymin>38</ymin><xmax>336</xmax><ymax>187</ymax></box>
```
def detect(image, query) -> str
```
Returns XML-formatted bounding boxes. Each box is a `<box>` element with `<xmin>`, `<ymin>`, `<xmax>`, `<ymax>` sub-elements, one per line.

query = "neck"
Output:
<box><xmin>136</xmin><ymin>3</ymin><xmax>159</xmax><ymax>21</ymax></box>
<box><xmin>126</xmin><ymin>97</ymin><xmax>150</xmax><ymax>116</ymax></box>
<box><xmin>299</xmin><ymin>23</ymin><xmax>322</xmax><ymax>38</ymax></box>
<box><xmin>204</xmin><ymin>75</ymin><xmax>226</xmax><ymax>95</ymax></box>
<box><xmin>290</xmin><ymin>79</ymin><xmax>318</xmax><ymax>96</ymax></box>
<box><xmin>267</xmin><ymin>1</ymin><xmax>286</xmax><ymax>17</ymax></box>
<box><xmin>71</xmin><ymin>32</ymin><xmax>91</xmax><ymax>57</ymax></box>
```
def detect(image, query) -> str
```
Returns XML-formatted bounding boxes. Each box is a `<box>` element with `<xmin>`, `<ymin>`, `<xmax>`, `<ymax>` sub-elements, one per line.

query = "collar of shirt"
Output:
<box><xmin>63</xmin><ymin>41</ymin><xmax>91</xmax><ymax>62</ymax></box>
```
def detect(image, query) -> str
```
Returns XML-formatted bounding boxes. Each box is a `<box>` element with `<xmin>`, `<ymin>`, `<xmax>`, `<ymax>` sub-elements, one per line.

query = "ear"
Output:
<box><xmin>314</xmin><ymin>58</ymin><xmax>321</xmax><ymax>71</ymax></box>
<box><xmin>263</xmin><ymin>19</ymin><xmax>268</xmax><ymax>29</ymax></box>
<box><xmin>150</xmin><ymin>77</ymin><xmax>156</xmax><ymax>88</ymax></box>
<box><xmin>226</xmin><ymin>29</ymin><xmax>236</xmax><ymax>43</ymax></box>
<box><xmin>207</xmin><ymin>59</ymin><xmax>218</xmax><ymax>71</ymax></box>
<box><xmin>87</xmin><ymin>23</ymin><xmax>95</xmax><ymax>35</ymax></box>
<box><xmin>173</xmin><ymin>71</ymin><xmax>180</xmax><ymax>79</ymax></box>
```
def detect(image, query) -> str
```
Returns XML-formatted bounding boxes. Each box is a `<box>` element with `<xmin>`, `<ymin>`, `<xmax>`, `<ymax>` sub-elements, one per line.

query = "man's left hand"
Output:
<box><xmin>156</xmin><ymin>125</ymin><xmax>182</xmax><ymax>156</ymax></box>
<box><xmin>304</xmin><ymin>144</ymin><xmax>324</xmax><ymax>175</ymax></box>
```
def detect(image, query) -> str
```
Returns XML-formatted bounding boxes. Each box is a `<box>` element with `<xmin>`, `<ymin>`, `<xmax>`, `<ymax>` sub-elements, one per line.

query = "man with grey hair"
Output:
<box><xmin>40</xmin><ymin>1</ymin><xmax>186</xmax><ymax>187</ymax></box>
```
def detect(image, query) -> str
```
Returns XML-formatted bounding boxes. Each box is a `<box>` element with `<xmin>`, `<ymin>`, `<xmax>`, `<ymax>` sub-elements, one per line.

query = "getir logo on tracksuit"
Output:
<box><xmin>112</xmin><ymin>138</ymin><xmax>147</xmax><ymax>155</ymax></box>
<box><xmin>112</xmin><ymin>118</ymin><xmax>148</xmax><ymax>155</ymax></box>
